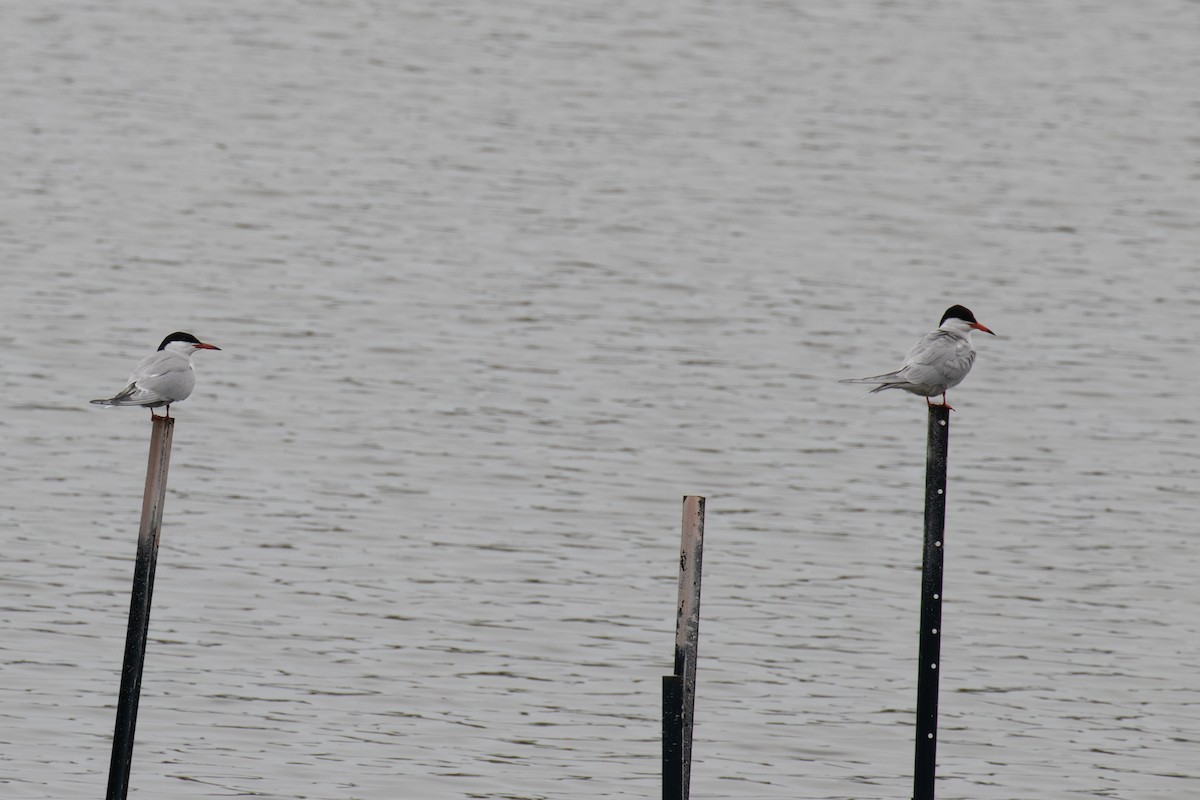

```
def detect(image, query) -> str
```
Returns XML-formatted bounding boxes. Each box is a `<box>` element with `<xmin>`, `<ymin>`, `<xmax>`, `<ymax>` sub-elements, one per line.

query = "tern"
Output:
<box><xmin>840</xmin><ymin>305</ymin><xmax>995</xmax><ymax>410</ymax></box>
<box><xmin>91</xmin><ymin>332</ymin><xmax>221</xmax><ymax>418</ymax></box>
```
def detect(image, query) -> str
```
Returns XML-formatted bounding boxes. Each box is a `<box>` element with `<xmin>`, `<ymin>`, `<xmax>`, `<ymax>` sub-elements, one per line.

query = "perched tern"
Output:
<box><xmin>840</xmin><ymin>305</ymin><xmax>995</xmax><ymax>410</ymax></box>
<box><xmin>91</xmin><ymin>332</ymin><xmax>221</xmax><ymax>418</ymax></box>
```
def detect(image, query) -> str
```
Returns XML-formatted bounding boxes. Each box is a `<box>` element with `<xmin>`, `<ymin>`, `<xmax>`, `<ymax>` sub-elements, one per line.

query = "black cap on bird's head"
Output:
<box><xmin>940</xmin><ymin>305</ymin><xmax>995</xmax><ymax>335</ymax></box>
<box><xmin>158</xmin><ymin>332</ymin><xmax>221</xmax><ymax>351</ymax></box>
<box><xmin>940</xmin><ymin>305</ymin><xmax>977</xmax><ymax>325</ymax></box>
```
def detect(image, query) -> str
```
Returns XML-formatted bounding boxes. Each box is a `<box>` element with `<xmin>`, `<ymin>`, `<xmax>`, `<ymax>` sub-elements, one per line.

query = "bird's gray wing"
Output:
<box><xmin>901</xmin><ymin>330</ymin><xmax>974</xmax><ymax>388</ymax></box>
<box><xmin>129</xmin><ymin>352</ymin><xmax>194</xmax><ymax>404</ymax></box>
<box><xmin>127</xmin><ymin>350</ymin><xmax>177</xmax><ymax>381</ymax></box>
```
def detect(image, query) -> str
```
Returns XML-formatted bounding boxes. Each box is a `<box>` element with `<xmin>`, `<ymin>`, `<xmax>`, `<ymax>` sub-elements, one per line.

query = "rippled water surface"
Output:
<box><xmin>3</xmin><ymin>1</ymin><xmax>1200</xmax><ymax>798</ymax></box>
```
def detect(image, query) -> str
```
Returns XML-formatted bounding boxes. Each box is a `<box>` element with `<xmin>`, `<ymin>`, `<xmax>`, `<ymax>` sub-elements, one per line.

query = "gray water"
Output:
<box><xmin>2</xmin><ymin>1</ymin><xmax>1200</xmax><ymax>798</ymax></box>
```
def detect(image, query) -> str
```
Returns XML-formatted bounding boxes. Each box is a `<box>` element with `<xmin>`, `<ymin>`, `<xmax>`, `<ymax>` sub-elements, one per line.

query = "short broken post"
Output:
<box><xmin>913</xmin><ymin>405</ymin><xmax>950</xmax><ymax>800</ymax></box>
<box><xmin>107</xmin><ymin>415</ymin><xmax>175</xmax><ymax>800</ymax></box>
<box><xmin>663</xmin><ymin>495</ymin><xmax>705</xmax><ymax>800</ymax></box>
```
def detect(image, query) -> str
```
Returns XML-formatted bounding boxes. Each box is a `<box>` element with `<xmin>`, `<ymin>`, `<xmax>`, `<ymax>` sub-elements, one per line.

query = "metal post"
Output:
<box><xmin>913</xmin><ymin>405</ymin><xmax>949</xmax><ymax>800</ymax></box>
<box><xmin>662</xmin><ymin>674</ymin><xmax>684</xmax><ymax>800</ymax></box>
<box><xmin>674</xmin><ymin>495</ymin><xmax>705</xmax><ymax>800</ymax></box>
<box><xmin>107</xmin><ymin>415</ymin><xmax>175</xmax><ymax>800</ymax></box>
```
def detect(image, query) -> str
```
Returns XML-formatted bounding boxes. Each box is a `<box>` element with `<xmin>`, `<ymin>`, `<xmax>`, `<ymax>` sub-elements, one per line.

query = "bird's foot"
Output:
<box><xmin>926</xmin><ymin>395</ymin><xmax>955</xmax><ymax>412</ymax></box>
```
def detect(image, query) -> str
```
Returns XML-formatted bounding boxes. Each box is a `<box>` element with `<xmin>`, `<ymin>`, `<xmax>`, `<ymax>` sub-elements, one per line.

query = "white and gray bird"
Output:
<box><xmin>840</xmin><ymin>305</ymin><xmax>995</xmax><ymax>410</ymax></box>
<box><xmin>91</xmin><ymin>332</ymin><xmax>221</xmax><ymax>418</ymax></box>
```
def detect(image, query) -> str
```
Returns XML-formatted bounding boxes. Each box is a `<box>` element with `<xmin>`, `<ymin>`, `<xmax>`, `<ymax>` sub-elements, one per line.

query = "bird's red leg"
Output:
<box><xmin>926</xmin><ymin>393</ymin><xmax>955</xmax><ymax>412</ymax></box>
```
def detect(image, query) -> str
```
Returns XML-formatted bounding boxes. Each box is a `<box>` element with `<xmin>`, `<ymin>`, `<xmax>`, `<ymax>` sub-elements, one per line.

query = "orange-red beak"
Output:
<box><xmin>196</xmin><ymin>342</ymin><xmax>222</xmax><ymax>350</ymax></box>
<box><xmin>971</xmin><ymin>322</ymin><xmax>995</xmax><ymax>336</ymax></box>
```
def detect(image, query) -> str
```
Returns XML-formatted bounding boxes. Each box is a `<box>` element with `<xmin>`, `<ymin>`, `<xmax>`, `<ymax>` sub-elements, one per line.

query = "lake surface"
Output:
<box><xmin>2</xmin><ymin>1</ymin><xmax>1200</xmax><ymax>798</ymax></box>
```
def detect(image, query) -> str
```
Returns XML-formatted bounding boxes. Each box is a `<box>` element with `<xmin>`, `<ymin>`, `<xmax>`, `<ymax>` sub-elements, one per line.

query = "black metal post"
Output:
<box><xmin>107</xmin><ymin>415</ymin><xmax>174</xmax><ymax>800</ymax></box>
<box><xmin>913</xmin><ymin>405</ymin><xmax>950</xmax><ymax>800</ymax></box>
<box><xmin>663</xmin><ymin>674</ymin><xmax>684</xmax><ymax>800</ymax></box>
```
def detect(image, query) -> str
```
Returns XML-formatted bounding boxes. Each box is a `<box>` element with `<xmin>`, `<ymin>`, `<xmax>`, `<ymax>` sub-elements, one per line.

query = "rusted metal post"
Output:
<box><xmin>664</xmin><ymin>495</ymin><xmax>705</xmax><ymax>800</ymax></box>
<box><xmin>913</xmin><ymin>405</ymin><xmax>950</xmax><ymax>800</ymax></box>
<box><xmin>107</xmin><ymin>415</ymin><xmax>174</xmax><ymax>800</ymax></box>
